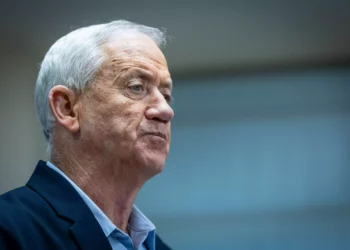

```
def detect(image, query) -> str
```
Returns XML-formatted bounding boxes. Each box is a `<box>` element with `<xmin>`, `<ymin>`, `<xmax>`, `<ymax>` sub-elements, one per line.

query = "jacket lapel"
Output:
<box><xmin>70</xmin><ymin>219</ymin><xmax>112</xmax><ymax>250</ymax></box>
<box><xmin>26</xmin><ymin>160</ymin><xmax>112</xmax><ymax>250</ymax></box>
<box><xmin>155</xmin><ymin>234</ymin><xmax>172</xmax><ymax>250</ymax></box>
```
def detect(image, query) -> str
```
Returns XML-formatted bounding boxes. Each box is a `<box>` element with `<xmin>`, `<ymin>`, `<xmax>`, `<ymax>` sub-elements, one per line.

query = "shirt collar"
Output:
<box><xmin>46</xmin><ymin>161</ymin><xmax>155</xmax><ymax>238</ymax></box>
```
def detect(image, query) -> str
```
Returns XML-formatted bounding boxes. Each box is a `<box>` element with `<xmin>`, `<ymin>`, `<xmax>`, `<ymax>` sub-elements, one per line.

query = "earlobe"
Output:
<box><xmin>48</xmin><ymin>85</ymin><xmax>80</xmax><ymax>133</ymax></box>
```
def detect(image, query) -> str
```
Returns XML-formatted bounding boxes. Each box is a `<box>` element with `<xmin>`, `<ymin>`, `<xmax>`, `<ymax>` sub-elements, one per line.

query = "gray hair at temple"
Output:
<box><xmin>35</xmin><ymin>20</ymin><xmax>167</xmax><ymax>154</ymax></box>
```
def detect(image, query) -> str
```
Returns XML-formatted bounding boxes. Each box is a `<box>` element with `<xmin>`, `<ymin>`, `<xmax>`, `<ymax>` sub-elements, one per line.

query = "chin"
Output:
<box><xmin>148</xmin><ymin>156</ymin><xmax>166</xmax><ymax>174</ymax></box>
<box><xmin>139</xmin><ymin>153</ymin><xmax>167</xmax><ymax>177</ymax></box>
<box><xmin>133</xmin><ymin>141</ymin><xmax>168</xmax><ymax>177</ymax></box>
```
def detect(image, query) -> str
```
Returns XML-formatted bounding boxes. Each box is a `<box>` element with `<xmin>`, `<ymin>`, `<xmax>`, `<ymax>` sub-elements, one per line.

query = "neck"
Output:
<box><xmin>51</xmin><ymin>150</ymin><xmax>147</xmax><ymax>233</ymax></box>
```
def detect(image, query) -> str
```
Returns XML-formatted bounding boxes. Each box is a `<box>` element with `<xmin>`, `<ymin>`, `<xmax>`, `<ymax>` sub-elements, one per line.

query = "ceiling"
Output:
<box><xmin>1</xmin><ymin>0</ymin><xmax>350</xmax><ymax>76</ymax></box>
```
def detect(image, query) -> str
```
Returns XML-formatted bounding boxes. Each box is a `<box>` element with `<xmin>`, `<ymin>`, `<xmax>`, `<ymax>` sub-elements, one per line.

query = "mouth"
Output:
<box><xmin>145</xmin><ymin>132</ymin><xmax>167</xmax><ymax>141</ymax></box>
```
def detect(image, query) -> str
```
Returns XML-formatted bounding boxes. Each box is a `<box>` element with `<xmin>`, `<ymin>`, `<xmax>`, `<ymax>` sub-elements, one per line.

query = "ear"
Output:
<box><xmin>48</xmin><ymin>85</ymin><xmax>80</xmax><ymax>133</ymax></box>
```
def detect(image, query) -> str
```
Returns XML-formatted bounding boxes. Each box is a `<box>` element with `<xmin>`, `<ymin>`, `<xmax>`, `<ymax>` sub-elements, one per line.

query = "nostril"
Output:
<box><xmin>152</xmin><ymin>117</ymin><xmax>163</xmax><ymax>122</ymax></box>
<box><xmin>152</xmin><ymin>117</ymin><xmax>170</xmax><ymax>124</ymax></box>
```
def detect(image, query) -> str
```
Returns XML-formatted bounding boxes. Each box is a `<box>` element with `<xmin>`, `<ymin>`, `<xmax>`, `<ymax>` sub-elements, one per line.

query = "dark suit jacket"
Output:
<box><xmin>0</xmin><ymin>160</ymin><xmax>171</xmax><ymax>250</ymax></box>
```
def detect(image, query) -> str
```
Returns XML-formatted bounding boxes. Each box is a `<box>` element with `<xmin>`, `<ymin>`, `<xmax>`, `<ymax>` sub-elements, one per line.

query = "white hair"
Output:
<box><xmin>35</xmin><ymin>20</ymin><xmax>167</xmax><ymax>153</ymax></box>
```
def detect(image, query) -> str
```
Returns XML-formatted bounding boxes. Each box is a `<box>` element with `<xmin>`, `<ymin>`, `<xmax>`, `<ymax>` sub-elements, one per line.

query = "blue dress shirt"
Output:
<box><xmin>46</xmin><ymin>161</ymin><xmax>156</xmax><ymax>250</ymax></box>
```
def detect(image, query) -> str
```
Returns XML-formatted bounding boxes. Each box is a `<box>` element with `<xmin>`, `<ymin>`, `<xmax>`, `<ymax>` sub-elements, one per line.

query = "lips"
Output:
<box><xmin>145</xmin><ymin>132</ymin><xmax>167</xmax><ymax>140</ymax></box>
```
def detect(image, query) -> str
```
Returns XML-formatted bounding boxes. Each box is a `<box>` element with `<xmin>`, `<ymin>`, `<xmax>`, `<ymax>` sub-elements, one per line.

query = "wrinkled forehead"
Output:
<box><xmin>103</xmin><ymin>32</ymin><xmax>168</xmax><ymax>68</ymax></box>
<box><xmin>98</xmin><ymin>32</ymin><xmax>171</xmax><ymax>85</ymax></box>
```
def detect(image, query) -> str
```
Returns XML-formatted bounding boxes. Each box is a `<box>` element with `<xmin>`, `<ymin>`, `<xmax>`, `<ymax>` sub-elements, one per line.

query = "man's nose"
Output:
<box><xmin>145</xmin><ymin>91</ymin><xmax>174</xmax><ymax>123</ymax></box>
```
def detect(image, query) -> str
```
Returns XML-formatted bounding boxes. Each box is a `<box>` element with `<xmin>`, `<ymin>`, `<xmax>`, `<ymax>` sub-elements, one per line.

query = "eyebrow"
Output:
<box><xmin>121</xmin><ymin>68</ymin><xmax>173</xmax><ymax>91</ymax></box>
<box><xmin>132</xmin><ymin>68</ymin><xmax>154</xmax><ymax>82</ymax></box>
<box><xmin>160</xmin><ymin>80</ymin><xmax>173</xmax><ymax>92</ymax></box>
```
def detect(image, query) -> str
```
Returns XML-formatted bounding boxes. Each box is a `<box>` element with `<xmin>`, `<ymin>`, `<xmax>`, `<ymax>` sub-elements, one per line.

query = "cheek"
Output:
<box><xmin>120</xmin><ymin>103</ymin><xmax>145</xmax><ymax>130</ymax></box>
<box><xmin>166</xmin><ymin>123</ymin><xmax>172</xmax><ymax>147</ymax></box>
<box><xmin>105</xmin><ymin>103</ymin><xmax>146</xmax><ymax>145</ymax></box>
<box><xmin>80</xmin><ymin>90</ymin><xmax>146</xmax><ymax>143</ymax></box>
<box><xmin>167</xmin><ymin>123</ymin><xmax>171</xmax><ymax>136</ymax></box>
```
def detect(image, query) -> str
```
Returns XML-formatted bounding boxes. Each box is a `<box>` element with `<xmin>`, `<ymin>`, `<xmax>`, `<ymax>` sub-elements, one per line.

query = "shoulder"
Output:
<box><xmin>0</xmin><ymin>186</ymin><xmax>39</xmax><ymax>249</ymax></box>
<box><xmin>0</xmin><ymin>186</ymin><xmax>40</xmax><ymax>211</ymax></box>
<box><xmin>0</xmin><ymin>186</ymin><xmax>32</xmax><ymax>216</ymax></box>
<box><xmin>0</xmin><ymin>185</ymin><xmax>61</xmax><ymax>232</ymax></box>
<box><xmin>0</xmin><ymin>186</ymin><xmax>69</xmax><ymax>249</ymax></box>
<box><xmin>0</xmin><ymin>186</ymin><xmax>39</xmax><ymax>227</ymax></box>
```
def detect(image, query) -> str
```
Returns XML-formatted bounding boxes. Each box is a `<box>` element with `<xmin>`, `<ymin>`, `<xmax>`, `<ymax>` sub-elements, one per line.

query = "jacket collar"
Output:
<box><xmin>26</xmin><ymin>160</ymin><xmax>112</xmax><ymax>250</ymax></box>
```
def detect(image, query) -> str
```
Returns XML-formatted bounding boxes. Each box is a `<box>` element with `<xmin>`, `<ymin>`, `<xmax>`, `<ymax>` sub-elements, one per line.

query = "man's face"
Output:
<box><xmin>78</xmin><ymin>33</ymin><xmax>174</xmax><ymax>176</ymax></box>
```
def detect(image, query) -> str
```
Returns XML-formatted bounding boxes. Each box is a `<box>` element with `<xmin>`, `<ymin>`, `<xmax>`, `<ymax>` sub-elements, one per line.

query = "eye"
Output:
<box><xmin>129</xmin><ymin>84</ymin><xmax>145</xmax><ymax>93</ymax></box>
<box><xmin>163</xmin><ymin>94</ymin><xmax>173</xmax><ymax>103</ymax></box>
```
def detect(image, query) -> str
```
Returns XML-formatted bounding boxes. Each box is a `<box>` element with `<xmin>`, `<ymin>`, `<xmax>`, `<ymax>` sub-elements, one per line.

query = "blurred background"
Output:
<box><xmin>1</xmin><ymin>0</ymin><xmax>350</xmax><ymax>249</ymax></box>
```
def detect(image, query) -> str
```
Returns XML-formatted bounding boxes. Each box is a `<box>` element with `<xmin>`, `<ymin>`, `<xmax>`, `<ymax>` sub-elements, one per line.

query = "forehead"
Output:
<box><xmin>102</xmin><ymin>33</ymin><xmax>169</xmax><ymax>75</ymax></box>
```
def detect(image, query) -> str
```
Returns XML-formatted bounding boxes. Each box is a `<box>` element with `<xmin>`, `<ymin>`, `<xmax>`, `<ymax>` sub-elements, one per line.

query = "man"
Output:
<box><xmin>0</xmin><ymin>20</ymin><xmax>174</xmax><ymax>250</ymax></box>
